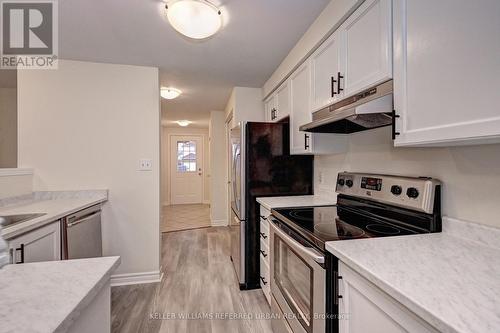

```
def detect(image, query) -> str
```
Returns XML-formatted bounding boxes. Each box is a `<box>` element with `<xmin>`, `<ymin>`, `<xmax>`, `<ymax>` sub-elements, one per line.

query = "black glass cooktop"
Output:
<box><xmin>271</xmin><ymin>205</ymin><xmax>424</xmax><ymax>251</ymax></box>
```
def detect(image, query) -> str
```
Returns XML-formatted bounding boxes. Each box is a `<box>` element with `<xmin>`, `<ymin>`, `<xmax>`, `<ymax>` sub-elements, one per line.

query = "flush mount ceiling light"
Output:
<box><xmin>165</xmin><ymin>0</ymin><xmax>222</xmax><ymax>39</ymax></box>
<box><xmin>160</xmin><ymin>87</ymin><xmax>182</xmax><ymax>99</ymax></box>
<box><xmin>176</xmin><ymin>120</ymin><xmax>191</xmax><ymax>127</ymax></box>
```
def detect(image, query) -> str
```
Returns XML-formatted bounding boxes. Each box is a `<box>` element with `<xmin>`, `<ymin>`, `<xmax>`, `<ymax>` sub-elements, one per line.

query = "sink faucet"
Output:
<box><xmin>0</xmin><ymin>218</ymin><xmax>8</xmax><ymax>268</ymax></box>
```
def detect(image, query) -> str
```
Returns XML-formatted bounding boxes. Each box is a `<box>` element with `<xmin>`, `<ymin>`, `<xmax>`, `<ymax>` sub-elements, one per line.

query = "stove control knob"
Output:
<box><xmin>406</xmin><ymin>187</ymin><xmax>419</xmax><ymax>199</ymax></box>
<box><xmin>345</xmin><ymin>179</ymin><xmax>354</xmax><ymax>188</ymax></box>
<box><xmin>391</xmin><ymin>185</ymin><xmax>402</xmax><ymax>196</ymax></box>
<box><xmin>337</xmin><ymin>178</ymin><xmax>345</xmax><ymax>186</ymax></box>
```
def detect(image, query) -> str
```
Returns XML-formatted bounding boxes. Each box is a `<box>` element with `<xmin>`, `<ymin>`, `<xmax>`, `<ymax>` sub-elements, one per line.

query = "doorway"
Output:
<box><xmin>169</xmin><ymin>135</ymin><xmax>203</xmax><ymax>205</ymax></box>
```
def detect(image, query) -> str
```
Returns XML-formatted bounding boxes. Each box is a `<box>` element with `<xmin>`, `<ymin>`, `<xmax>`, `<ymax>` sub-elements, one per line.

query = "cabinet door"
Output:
<box><xmin>8</xmin><ymin>221</ymin><xmax>61</xmax><ymax>264</ymax></box>
<box><xmin>290</xmin><ymin>62</ymin><xmax>313</xmax><ymax>154</ymax></box>
<box><xmin>290</xmin><ymin>62</ymin><xmax>348</xmax><ymax>155</ymax></box>
<box><xmin>393</xmin><ymin>0</ymin><xmax>500</xmax><ymax>146</ymax></box>
<box><xmin>339</xmin><ymin>262</ymin><xmax>438</xmax><ymax>333</ymax></box>
<box><xmin>275</xmin><ymin>81</ymin><xmax>290</xmax><ymax>121</ymax></box>
<box><xmin>342</xmin><ymin>0</ymin><xmax>392</xmax><ymax>97</ymax></box>
<box><xmin>310</xmin><ymin>30</ymin><xmax>343</xmax><ymax>112</ymax></box>
<box><xmin>265</xmin><ymin>95</ymin><xmax>277</xmax><ymax>122</ymax></box>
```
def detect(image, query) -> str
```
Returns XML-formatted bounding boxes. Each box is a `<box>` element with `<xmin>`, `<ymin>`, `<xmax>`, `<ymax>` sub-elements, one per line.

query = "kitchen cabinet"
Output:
<box><xmin>264</xmin><ymin>95</ymin><xmax>276</xmax><ymax>122</ymax></box>
<box><xmin>339</xmin><ymin>261</ymin><xmax>438</xmax><ymax>333</ymax></box>
<box><xmin>341</xmin><ymin>0</ymin><xmax>392</xmax><ymax>97</ymax></box>
<box><xmin>265</xmin><ymin>81</ymin><xmax>290</xmax><ymax>122</ymax></box>
<box><xmin>310</xmin><ymin>0</ymin><xmax>392</xmax><ymax>113</ymax></box>
<box><xmin>393</xmin><ymin>0</ymin><xmax>500</xmax><ymax>146</ymax></box>
<box><xmin>290</xmin><ymin>61</ymin><xmax>348</xmax><ymax>155</ymax></box>
<box><xmin>259</xmin><ymin>205</ymin><xmax>271</xmax><ymax>305</ymax></box>
<box><xmin>310</xmin><ymin>30</ymin><xmax>343</xmax><ymax>112</ymax></box>
<box><xmin>8</xmin><ymin>220</ymin><xmax>61</xmax><ymax>264</ymax></box>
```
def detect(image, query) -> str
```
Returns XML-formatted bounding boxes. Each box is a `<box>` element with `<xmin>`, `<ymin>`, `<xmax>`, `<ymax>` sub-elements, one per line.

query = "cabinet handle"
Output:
<box><xmin>260</xmin><ymin>276</ymin><xmax>268</xmax><ymax>285</ymax></box>
<box><xmin>337</xmin><ymin>72</ymin><xmax>344</xmax><ymax>94</ymax></box>
<box><xmin>260</xmin><ymin>250</ymin><xmax>268</xmax><ymax>258</ymax></box>
<box><xmin>260</xmin><ymin>215</ymin><xmax>268</xmax><ymax>220</ymax></box>
<box><xmin>331</xmin><ymin>76</ymin><xmax>337</xmax><ymax>97</ymax></box>
<box><xmin>391</xmin><ymin>110</ymin><xmax>400</xmax><ymax>140</ymax></box>
<box><xmin>304</xmin><ymin>133</ymin><xmax>310</xmax><ymax>150</ymax></box>
<box><xmin>260</xmin><ymin>232</ymin><xmax>268</xmax><ymax>239</ymax></box>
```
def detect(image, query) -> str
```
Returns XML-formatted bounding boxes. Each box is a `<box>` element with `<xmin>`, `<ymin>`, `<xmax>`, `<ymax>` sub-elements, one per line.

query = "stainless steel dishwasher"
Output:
<box><xmin>61</xmin><ymin>204</ymin><xmax>102</xmax><ymax>259</ymax></box>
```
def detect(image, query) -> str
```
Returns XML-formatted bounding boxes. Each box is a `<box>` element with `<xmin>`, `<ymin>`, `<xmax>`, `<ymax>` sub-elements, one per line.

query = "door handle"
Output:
<box><xmin>331</xmin><ymin>76</ymin><xmax>337</xmax><ymax>97</ymax></box>
<box><xmin>337</xmin><ymin>72</ymin><xmax>344</xmax><ymax>94</ymax></box>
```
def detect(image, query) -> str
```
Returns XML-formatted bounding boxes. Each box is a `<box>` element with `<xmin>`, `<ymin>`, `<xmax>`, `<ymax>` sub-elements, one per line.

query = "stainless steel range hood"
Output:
<box><xmin>300</xmin><ymin>80</ymin><xmax>393</xmax><ymax>133</ymax></box>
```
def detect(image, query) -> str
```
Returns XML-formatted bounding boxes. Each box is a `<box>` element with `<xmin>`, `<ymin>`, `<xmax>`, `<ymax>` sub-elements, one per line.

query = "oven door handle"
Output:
<box><xmin>269</xmin><ymin>218</ymin><xmax>325</xmax><ymax>264</ymax></box>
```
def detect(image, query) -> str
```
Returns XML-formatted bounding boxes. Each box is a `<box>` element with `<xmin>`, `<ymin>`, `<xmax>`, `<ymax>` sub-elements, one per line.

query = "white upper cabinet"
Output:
<box><xmin>265</xmin><ymin>81</ymin><xmax>289</xmax><ymax>122</ymax></box>
<box><xmin>310</xmin><ymin>30</ymin><xmax>344</xmax><ymax>112</ymax></box>
<box><xmin>342</xmin><ymin>0</ymin><xmax>393</xmax><ymax>97</ymax></box>
<box><xmin>310</xmin><ymin>0</ymin><xmax>392</xmax><ymax>113</ymax></box>
<box><xmin>393</xmin><ymin>0</ymin><xmax>500</xmax><ymax>146</ymax></box>
<box><xmin>290</xmin><ymin>61</ymin><xmax>348</xmax><ymax>155</ymax></box>
<box><xmin>264</xmin><ymin>95</ymin><xmax>276</xmax><ymax>122</ymax></box>
<box><xmin>275</xmin><ymin>81</ymin><xmax>291</xmax><ymax>121</ymax></box>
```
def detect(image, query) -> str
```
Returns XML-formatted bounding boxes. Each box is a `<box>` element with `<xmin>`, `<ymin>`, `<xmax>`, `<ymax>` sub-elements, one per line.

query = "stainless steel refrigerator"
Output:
<box><xmin>230</xmin><ymin>121</ymin><xmax>313</xmax><ymax>289</ymax></box>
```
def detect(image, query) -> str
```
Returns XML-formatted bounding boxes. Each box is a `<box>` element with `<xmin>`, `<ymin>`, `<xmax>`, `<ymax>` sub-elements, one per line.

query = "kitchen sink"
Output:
<box><xmin>0</xmin><ymin>213</ymin><xmax>47</xmax><ymax>228</ymax></box>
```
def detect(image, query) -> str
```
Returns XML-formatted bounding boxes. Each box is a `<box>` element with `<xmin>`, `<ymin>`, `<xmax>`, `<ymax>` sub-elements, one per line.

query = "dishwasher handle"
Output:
<box><xmin>66</xmin><ymin>211</ymin><xmax>101</xmax><ymax>228</ymax></box>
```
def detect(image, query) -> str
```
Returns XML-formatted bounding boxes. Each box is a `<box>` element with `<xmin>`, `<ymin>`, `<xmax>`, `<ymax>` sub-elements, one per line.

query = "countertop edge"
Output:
<box><xmin>55</xmin><ymin>256</ymin><xmax>121</xmax><ymax>333</ymax></box>
<box><xmin>2</xmin><ymin>196</ymin><xmax>108</xmax><ymax>240</ymax></box>
<box><xmin>326</xmin><ymin>242</ymin><xmax>460</xmax><ymax>333</ymax></box>
<box><xmin>256</xmin><ymin>195</ymin><xmax>336</xmax><ymax>211</ymax></box>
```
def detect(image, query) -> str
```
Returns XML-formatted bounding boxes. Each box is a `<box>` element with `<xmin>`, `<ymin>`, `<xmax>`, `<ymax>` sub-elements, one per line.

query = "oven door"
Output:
<box><xmin>270</xmin><ymin>217</ymin><xmax>326</xmax><ymax>333</ymax></box>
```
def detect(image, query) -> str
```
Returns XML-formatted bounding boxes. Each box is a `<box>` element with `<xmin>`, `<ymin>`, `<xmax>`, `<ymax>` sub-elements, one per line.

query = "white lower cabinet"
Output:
<box><xmin>290</xmin><ymin>61</ymin><xmax>348</xmax><ymax>155</ymax></box>
<box><xmin>259</xmin><ymin>205</ymin><xmax>271</xmax><ymax>305</ymax></box>
<box><xmin>8</xmin><ymin>221</ymin><xmax>61</xmax><ymax>264</ymax></box>
<box><xmin>339</xmin><ymin>261</ymin><xmax>438</xmax><ymax>333</ymax></box>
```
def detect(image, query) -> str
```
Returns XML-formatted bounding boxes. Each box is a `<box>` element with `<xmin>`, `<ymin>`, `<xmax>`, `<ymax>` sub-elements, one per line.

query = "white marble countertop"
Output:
<box><xmin>0</xmin><ymin>191</ymin><xmax>108</xmax><ymax>240</ymax></box>
<box><xmin>256</xmin><ymin>195</ymin><xmax>336</xmax><ymax>211</ymax></box>
<box><xmin>326</xmin><ymin>217</ymin><xmax>500</xmax><ymax>333</ymax></box>
<box><xmin>0</xmin><ymin>256</ymin><xmax>120</xmax><ymax>333</ymax></box>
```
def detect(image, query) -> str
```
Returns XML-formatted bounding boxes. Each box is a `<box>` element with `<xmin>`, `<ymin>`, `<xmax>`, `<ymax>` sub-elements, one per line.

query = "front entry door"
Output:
<box><xmin>170</xmin><ymin>135</ymin><xmax>203</xmax><ymax>205</ymax></box>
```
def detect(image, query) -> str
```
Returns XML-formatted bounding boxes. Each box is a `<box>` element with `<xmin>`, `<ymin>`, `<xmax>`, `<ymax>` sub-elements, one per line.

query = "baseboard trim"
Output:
<box><xmin>110</xmin><ymin>270</ymin><xmax>163</xmax><ymax>287</ymax></box>
<box><xmin>211</xmin><ymin>219</ymin><xmax>228</xmax><ymax>227</ymax></box>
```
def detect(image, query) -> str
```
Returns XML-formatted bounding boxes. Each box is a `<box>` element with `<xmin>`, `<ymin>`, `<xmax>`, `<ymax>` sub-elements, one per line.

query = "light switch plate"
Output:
<box><xmin>138</xmin><ymin>159</ymin><xmax>152</xmax><ymax>171</ymax></box>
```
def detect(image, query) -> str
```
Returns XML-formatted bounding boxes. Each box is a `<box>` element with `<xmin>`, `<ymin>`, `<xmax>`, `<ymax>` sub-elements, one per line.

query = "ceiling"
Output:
<box><xmin>59</xmin><ymin>0</ymin><xmax>330</xmax><ymax>128</ymax></box>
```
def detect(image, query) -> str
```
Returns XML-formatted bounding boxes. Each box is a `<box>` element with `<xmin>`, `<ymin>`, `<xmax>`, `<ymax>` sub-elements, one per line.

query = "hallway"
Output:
<box><xmin>161</xmin><ymin>204</ymin><xmax>211</xmax><ymax>233</ymax></box>
<box><xmin>111</xmin><ymin>227</ymin><xmax>272</xmax><ymax>333</ymax></box>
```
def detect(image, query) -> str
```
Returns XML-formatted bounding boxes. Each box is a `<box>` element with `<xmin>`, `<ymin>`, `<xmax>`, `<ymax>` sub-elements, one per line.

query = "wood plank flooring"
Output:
<box><xmin>111</xmin><ymin>227</ymin><xmax>273</xmax><ymax>333</ymax></box>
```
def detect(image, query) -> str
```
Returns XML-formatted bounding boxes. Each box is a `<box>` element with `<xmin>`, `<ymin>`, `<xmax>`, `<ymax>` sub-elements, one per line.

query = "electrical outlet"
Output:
<box><xmin>138</xmin><ymin>159</ymin><xmax>152</xmax><ymax>171</ymax></box>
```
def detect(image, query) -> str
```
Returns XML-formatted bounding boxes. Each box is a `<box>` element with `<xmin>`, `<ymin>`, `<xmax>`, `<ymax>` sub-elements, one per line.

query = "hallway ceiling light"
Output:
<box><xmin>161</xmin><ymin>87</ymin><xmax>182</xmax><ymax>99</ymax></box>
<box><xmin>176</xmin><ymin>120</ymin><xmax>191</xmax><ymax>127</ymax></box>
<box><xmin>166</xmin><ymin>0</ymin><xmax>222</xmax><ymax>39</ymax></box>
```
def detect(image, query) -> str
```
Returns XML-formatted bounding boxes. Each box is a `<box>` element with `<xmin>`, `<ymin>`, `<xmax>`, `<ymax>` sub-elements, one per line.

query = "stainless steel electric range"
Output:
<box><xmin>268</xmin><ymin>172</ymin><xmax>442</xmax><ymax>333</ymax></box>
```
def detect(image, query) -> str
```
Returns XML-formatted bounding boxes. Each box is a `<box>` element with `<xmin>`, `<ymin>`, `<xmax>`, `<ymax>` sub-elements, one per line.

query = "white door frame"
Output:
<box><xmin>168</xmin><ymin>133</ymin><xmax>205</xmax><ymax>205</ymax></box>
<box><xmin>225</xmin><ymin>111</ymin><xmax>233</xmax><ymax>224</ymax></box>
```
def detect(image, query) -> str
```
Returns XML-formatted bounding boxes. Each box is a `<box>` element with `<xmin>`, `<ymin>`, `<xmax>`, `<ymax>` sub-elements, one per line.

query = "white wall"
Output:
<box><xmin>0</xmin><ymin>88</ymin><xmax>17</xmax><ymax>168</ymax></box>
<box><xmin>161</xmin><ymin>126</ymin><xmax>210</xmax><ymax>205</ymax></box>
<box><xmin>17</xmin><ymin>60</ymin><xmax>161</xmax><ymax>278</ymax></box>
<box><xmin>224</xmin><ymin>87</ymin><xmax>265</xmax><ymax>128</ymax></box>
<box><xmin>209</xmin><ymin>111</ymin><xmax>228</xmax><ymax>225</ymax></box>
<box><xmin>315</xmin><ymin>127</ymin><xmax>500</xmax><ymax>229</ymax></box>
<box><xmin>263</xmin><ymin>0</ymin><xmax>363</xmax><ymax>98</ymax></box>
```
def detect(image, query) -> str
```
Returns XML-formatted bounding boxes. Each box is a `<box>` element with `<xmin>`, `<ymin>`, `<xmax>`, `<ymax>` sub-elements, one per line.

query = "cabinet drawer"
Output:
<box><xmin>260</xmin><ymin>205</ymin><xmax>271</xmax><ymax>218</ymax></box>
<box><xmin>260</xmin><ymin>219</ymin><xmax>270</xmax><ymax>241</ymax></box>
<box><xmin>260</xmin><ymin>236</ymin><xmax>269</xmax><ymax>262</ymax></box>
<box><xmin>260</xmin><ymin>253</ymin><xmax>271</xmax><ymax>304</ymax></box>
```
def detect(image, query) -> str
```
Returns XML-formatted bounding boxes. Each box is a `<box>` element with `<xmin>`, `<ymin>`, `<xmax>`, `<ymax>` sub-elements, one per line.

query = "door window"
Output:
<box><xmin>177</xmin><ymin>141</ymin><xmax>197</xmax><ymax>172</ymax></box>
